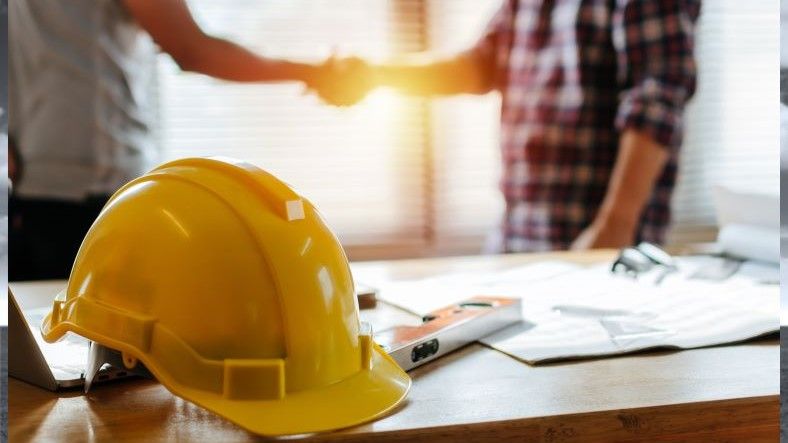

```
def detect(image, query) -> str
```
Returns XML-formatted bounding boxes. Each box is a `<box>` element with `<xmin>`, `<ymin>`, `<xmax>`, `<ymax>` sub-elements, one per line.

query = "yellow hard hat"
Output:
<box><xmin>41</xmin><ymin>157</ymin><xmax>410</xmax><ymax>436</ymax></box>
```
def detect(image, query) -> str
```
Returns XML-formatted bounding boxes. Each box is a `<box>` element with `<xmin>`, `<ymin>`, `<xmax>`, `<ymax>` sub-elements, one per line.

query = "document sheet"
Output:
<box><xmin>372</xmin><ymin>258</ymin><xmax>778</xmax><ymax>364</ymax></box>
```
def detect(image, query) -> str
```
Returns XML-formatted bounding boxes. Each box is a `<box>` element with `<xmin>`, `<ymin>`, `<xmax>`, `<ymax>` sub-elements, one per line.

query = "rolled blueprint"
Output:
<box><xmin>717</xmin><ymin>223</ymin><xmax>779</xmax><ymax>264</ymax></box>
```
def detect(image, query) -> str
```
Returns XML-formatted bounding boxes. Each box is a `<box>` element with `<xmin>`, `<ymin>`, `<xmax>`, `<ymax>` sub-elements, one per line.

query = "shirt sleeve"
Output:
<box><xmin>613</xmin><ymin>0</ymin><xmax>701</xmax><ymax>151</ymax></box>
<box><xmin>471</xmin><ymin>0</ymin><xmax>514</xmax><ymax>90</ymax></box>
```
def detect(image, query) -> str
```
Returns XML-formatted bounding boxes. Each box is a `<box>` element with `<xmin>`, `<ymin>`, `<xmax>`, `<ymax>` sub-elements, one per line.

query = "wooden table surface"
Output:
<box><xmin>8</xmin><ymin>250</ymin><xmax>779</xmax><ymax>442</ymax></box>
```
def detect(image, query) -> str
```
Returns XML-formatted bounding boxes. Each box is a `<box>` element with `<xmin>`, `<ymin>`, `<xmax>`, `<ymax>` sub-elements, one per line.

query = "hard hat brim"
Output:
<box><xmin>190</xmin><ymin>345</ymin><xmax>411</xmax><ymax>436</ymax></box>
<box><xmin>42</xmin><ymin>316</ymin><xmax>410</xmax><ymax>436</ymax></box>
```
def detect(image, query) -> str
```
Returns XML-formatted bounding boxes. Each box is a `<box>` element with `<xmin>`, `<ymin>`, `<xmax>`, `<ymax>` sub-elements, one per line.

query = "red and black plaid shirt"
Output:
<box><xmin>476</xmin><ymin>0</ymin><xmax>700</xmax><ymax>252</ymax></box>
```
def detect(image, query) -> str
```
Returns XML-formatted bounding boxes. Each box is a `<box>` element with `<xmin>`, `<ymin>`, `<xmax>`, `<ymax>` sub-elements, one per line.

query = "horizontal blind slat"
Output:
<box><xmin>158</xmin><ymin>0</ymin><xmax>427</xmax><ymax>249</ymax></box>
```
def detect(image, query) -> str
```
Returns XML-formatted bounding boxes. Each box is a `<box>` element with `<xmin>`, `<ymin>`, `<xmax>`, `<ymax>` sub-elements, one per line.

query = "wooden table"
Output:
<box><xmin>9</xmin><ymin>251</ymin><xmax>779</xmax><ymax>442</ymax></box>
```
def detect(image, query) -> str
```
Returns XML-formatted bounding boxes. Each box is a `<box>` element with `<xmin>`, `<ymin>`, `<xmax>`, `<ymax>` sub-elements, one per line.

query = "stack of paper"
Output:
<box><xmin>373</xmin><ymin>260</ymin><xmax>778</xmax><ymax>364</ymax></box>
<box><xmin>715</xmin><ymin>187</ymin><xmax>779</xmax><ymax>263</ymax></box>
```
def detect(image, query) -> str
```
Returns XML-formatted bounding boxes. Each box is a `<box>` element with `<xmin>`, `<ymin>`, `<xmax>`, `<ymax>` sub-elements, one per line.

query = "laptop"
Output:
<box><xmin>8</xmin><ymin>288</ymin><xmax>132</xmax><ymax>390</ymax></box>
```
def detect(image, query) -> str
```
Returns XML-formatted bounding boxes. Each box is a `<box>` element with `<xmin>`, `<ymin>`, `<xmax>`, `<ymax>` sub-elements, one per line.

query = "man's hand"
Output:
<box><xmin>570</xmin><ymin>216</ymin><xmax>636</xmax><ymax>250</ymax></box>
<box><xmin>305</xmin><ymin>46</ymin><xmax>498</xmax><ymax>106</ymax></box>
<box><xmin>571</xmin><ymin>129</ymin><xmax>669</xmax><ymax>251</ymax></box>
<box><xmin>308</xmin><ymin>56</ymin><xmax>375</xmax><ymax>107</ymax></box>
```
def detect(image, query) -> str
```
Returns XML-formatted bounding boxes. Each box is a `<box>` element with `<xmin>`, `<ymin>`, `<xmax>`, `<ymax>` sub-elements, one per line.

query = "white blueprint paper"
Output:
<box><xmin>375</xmin><ymin>260</ymin><xmax>579</xmax><ymax>315</ymax></box>
<box><xmin>373</xmin><ymin>259</ymin><xmax>778</xmax><ymax>364</ymax></box>
<box><xmin>480</xmin><ymin>266</ymin><xmax>778</xmax><ymax>363</ymax></box>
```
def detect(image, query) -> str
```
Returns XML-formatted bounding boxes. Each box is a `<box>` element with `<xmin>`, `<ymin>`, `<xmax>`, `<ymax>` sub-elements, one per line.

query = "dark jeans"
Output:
<box><xmin>9</xmin><ymin>195</ymin><xmax>110</xmax><ymax>281</ymax></box>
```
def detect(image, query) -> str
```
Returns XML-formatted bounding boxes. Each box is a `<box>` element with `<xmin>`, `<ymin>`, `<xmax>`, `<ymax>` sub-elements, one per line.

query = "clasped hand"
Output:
<box><xmin>306</xmin><ymin>56</ymin><xmax>375</xmax><ymax>106</ymax></box>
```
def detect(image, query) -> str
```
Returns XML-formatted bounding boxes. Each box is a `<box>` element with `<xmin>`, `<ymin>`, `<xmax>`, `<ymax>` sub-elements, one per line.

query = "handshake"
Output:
<box><xmin>305</xmin><ymin>56</ymin><xmax>378</xmax><ymax>107</ymax></box>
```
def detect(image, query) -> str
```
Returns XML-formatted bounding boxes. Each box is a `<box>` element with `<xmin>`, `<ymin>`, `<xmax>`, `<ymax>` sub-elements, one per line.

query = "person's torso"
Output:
<box><xmin>491</xmin><ymin>0</ymin><xmax>677</xmax><ymax>250</ymax></box>
<box><xmin>10</xmin><ymin>0</ymin><xmax>158</xmax><ymax>200</ymax></box>
<box><xmin>495</xmin><ymin>0</ymin><xmax>621</xmax><ymax>168</ymax></box>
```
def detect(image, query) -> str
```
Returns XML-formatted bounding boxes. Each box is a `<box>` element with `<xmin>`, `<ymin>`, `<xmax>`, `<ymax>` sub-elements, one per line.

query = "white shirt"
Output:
<box><xmin>10</xmin><ymin>0</ymin><xmax>159</xmax><ymax>200</ymax></box>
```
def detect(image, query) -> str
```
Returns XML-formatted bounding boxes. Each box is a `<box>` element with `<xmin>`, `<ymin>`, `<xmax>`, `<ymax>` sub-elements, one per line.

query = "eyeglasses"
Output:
<box><xmin>611</xmin><ymin>242</ymin><xmax>678</xmax><ymax>283</ymax></box>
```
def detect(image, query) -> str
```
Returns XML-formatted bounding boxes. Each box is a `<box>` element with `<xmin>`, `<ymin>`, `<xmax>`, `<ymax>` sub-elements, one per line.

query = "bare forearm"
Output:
<box><xmin>571</xmin><ymin>129</ymin><xmax>669</xmax><ymax>249</ymax></box>
<box><xmin>177</xmin><ymin>35</ymin><xmax>318</xmax><ymax>83</ymax></box>
<box><xmin>122</xmin><ymin>0</ymin><xmax>318</xmax><ymax>84</ymax></box>
<box><xmin>373</xmin><ymin>50</ymin><xmax>495</xmax><ymax>96</ymax></box>
<box><xmin>597</xmin><ymin>129</ymin><xmax>669</xmax><ymax>230</ymax></box>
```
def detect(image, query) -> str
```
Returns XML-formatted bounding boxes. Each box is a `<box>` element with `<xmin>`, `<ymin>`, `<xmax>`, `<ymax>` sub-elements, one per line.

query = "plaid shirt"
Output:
<box><xmin>476</xmin><ymin>0</ymin><xmax>700</xmax><ymax>252</ymax></box>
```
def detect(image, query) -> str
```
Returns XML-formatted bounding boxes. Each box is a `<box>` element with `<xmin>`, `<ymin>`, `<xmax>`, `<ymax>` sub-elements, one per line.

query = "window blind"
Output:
<box><xmin>158</xmin><ymin>0</ymin><xmax>429</xmax><ymax>258</ymax></box>
<box><xmin>668</xmin><ymin>0</ymin><xmax>780</xmax><ymax>244</ymax></box>
<box><xmin>425</xmin><ymin>0</ymin><xmax>504</xmax><ymax>254</ymax></box>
